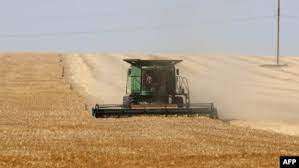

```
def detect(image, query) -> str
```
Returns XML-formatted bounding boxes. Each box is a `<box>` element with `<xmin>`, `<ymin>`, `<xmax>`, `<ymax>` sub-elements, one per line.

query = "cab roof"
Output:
<box><xmin>123</xmin><ymin>59</ymin><xmax>182</xmax><ymax>66</ymax></box>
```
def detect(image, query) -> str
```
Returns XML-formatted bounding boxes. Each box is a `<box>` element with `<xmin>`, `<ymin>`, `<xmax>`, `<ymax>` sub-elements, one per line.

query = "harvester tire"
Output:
<box><xmin>174</xmin><ymin>97</ymin><xmax>184</xmax><ymax>108</ymax></box>
<box><xmin>123</xmin><ymin>96</ymin><xmax>132</xmax><ymax>108</ymax></box>
<box><xmin>211</xmin><ymin>108</ymin><xmax>218</xmax><ymax>119</ymax></box>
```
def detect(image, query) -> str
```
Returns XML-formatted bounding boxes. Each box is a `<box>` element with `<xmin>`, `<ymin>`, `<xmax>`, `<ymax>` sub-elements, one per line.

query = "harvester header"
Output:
<box><xmin>92</xmin><ymin>58</ymin><xmax>218</xmax><ymax>118</ymax></box>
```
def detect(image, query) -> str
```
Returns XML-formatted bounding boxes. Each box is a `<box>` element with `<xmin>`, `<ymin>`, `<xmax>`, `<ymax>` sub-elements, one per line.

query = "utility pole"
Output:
<box><xmin>276</xmin><ymin>0</ymin><xmax>280</xmax><ymax>65</ymax></box>
<box><xmin>261</xmin><ymin>0</ymin><xmax>286</xmax><ymax>67</ymax></box>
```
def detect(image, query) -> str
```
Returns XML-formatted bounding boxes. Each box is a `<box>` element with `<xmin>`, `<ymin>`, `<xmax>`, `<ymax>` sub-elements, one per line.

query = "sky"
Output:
<box><xmin>0</xmin><ymin>0</ymin><xmax>298</xmax><ymax>55</ymax></box>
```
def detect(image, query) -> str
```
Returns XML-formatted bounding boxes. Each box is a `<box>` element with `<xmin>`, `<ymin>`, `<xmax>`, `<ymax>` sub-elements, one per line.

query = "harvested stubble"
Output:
<box><xmin>0</xmin><ymin>53</ymin><xmax>298</xmax><ymax>168</ymax></box>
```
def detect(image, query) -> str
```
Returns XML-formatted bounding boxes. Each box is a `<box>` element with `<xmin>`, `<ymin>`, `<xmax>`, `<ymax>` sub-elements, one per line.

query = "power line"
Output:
<box><xmin>0</xmin><ymin>16</ymin><xmax>276</xmax><ymax>39</ymax></box>
<box><xmin>0</xmin><ymin>31</ymin><xmax>96</xmax><ymax>38</ymax></box>
<box><xmin>281</xmin><ymin>15</ymin><xmax>299</xmax><ymax>19</ymax></box>
<box><xmin>206</xmin><ymin>16</ymin><xmax>274</xmax><ymax>24</ymax></box>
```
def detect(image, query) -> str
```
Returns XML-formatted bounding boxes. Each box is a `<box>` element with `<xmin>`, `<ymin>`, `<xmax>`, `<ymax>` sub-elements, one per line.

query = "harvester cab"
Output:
<box><xmin>123</xmin><ymin>59</ymin><xmax>189</xmax><ymax>108</ymax></box>
<box><xmin>92</xmin><ymin>59</ymin><xmax>218</xmax><ymax>118</ymax></box>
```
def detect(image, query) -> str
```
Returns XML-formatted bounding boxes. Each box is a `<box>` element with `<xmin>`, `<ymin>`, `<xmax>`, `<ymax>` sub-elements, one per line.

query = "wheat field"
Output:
<box><xmin>0</xmin><ymin>53</ymin><xmax>298</xmax><ymax>168</ymax></box>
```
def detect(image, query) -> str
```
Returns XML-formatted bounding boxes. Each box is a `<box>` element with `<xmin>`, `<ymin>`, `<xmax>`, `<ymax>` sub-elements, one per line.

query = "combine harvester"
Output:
<box><xmin>92</xmin><ymin>59</ymin><xmax>218</xmax><ymax>118</ymax></box>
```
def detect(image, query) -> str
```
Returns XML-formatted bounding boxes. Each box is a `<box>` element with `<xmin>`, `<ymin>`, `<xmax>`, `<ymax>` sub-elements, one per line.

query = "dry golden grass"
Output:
<box><xmin>0</xmin><ymin>53</ymin><xmax>298</xmax><ymax>168</ymax></box>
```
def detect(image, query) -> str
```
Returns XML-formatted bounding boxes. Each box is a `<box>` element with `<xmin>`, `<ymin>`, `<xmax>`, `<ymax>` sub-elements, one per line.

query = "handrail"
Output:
<box><xmin>176</xmin><ymin>76</ymin><xmax>191</xmax><ymax>106</ymax></box>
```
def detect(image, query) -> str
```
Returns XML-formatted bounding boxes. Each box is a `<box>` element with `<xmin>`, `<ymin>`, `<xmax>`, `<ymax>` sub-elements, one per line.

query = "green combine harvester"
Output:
<box><xmin>92</xmin><ymin>59</ymin><xmax>218</xmax><ymax>118</ymax></box>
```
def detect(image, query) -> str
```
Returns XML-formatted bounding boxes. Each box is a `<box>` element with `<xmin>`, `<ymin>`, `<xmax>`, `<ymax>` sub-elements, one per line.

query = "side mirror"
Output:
<box><xmin>176</xmin><ymin>69</ymin><xmax>180</xmax><ymax>75</ymax></box>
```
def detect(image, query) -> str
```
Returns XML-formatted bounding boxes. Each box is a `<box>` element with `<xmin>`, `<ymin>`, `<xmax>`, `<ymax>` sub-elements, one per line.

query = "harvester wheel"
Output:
<box><xmin>210</xmin><ymin>108</ymin><xmax>218</xmax><ymax>119</ymax></box>
<box><xmin>123</xmin><ymin>96</ymin><xmax>132</xmax><ymax>108</ymax></box>
<box><xmin>173</xmin><ymin>97</ymin><xmax>184</xmax><ymax>108</ymax></box>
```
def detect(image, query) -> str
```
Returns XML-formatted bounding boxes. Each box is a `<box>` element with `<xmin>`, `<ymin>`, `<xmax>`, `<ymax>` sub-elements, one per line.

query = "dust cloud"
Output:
<box><xmin>64</xmin><ymin>54</ymin><xmax>299</xmax><ymax>136</ymax></box>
